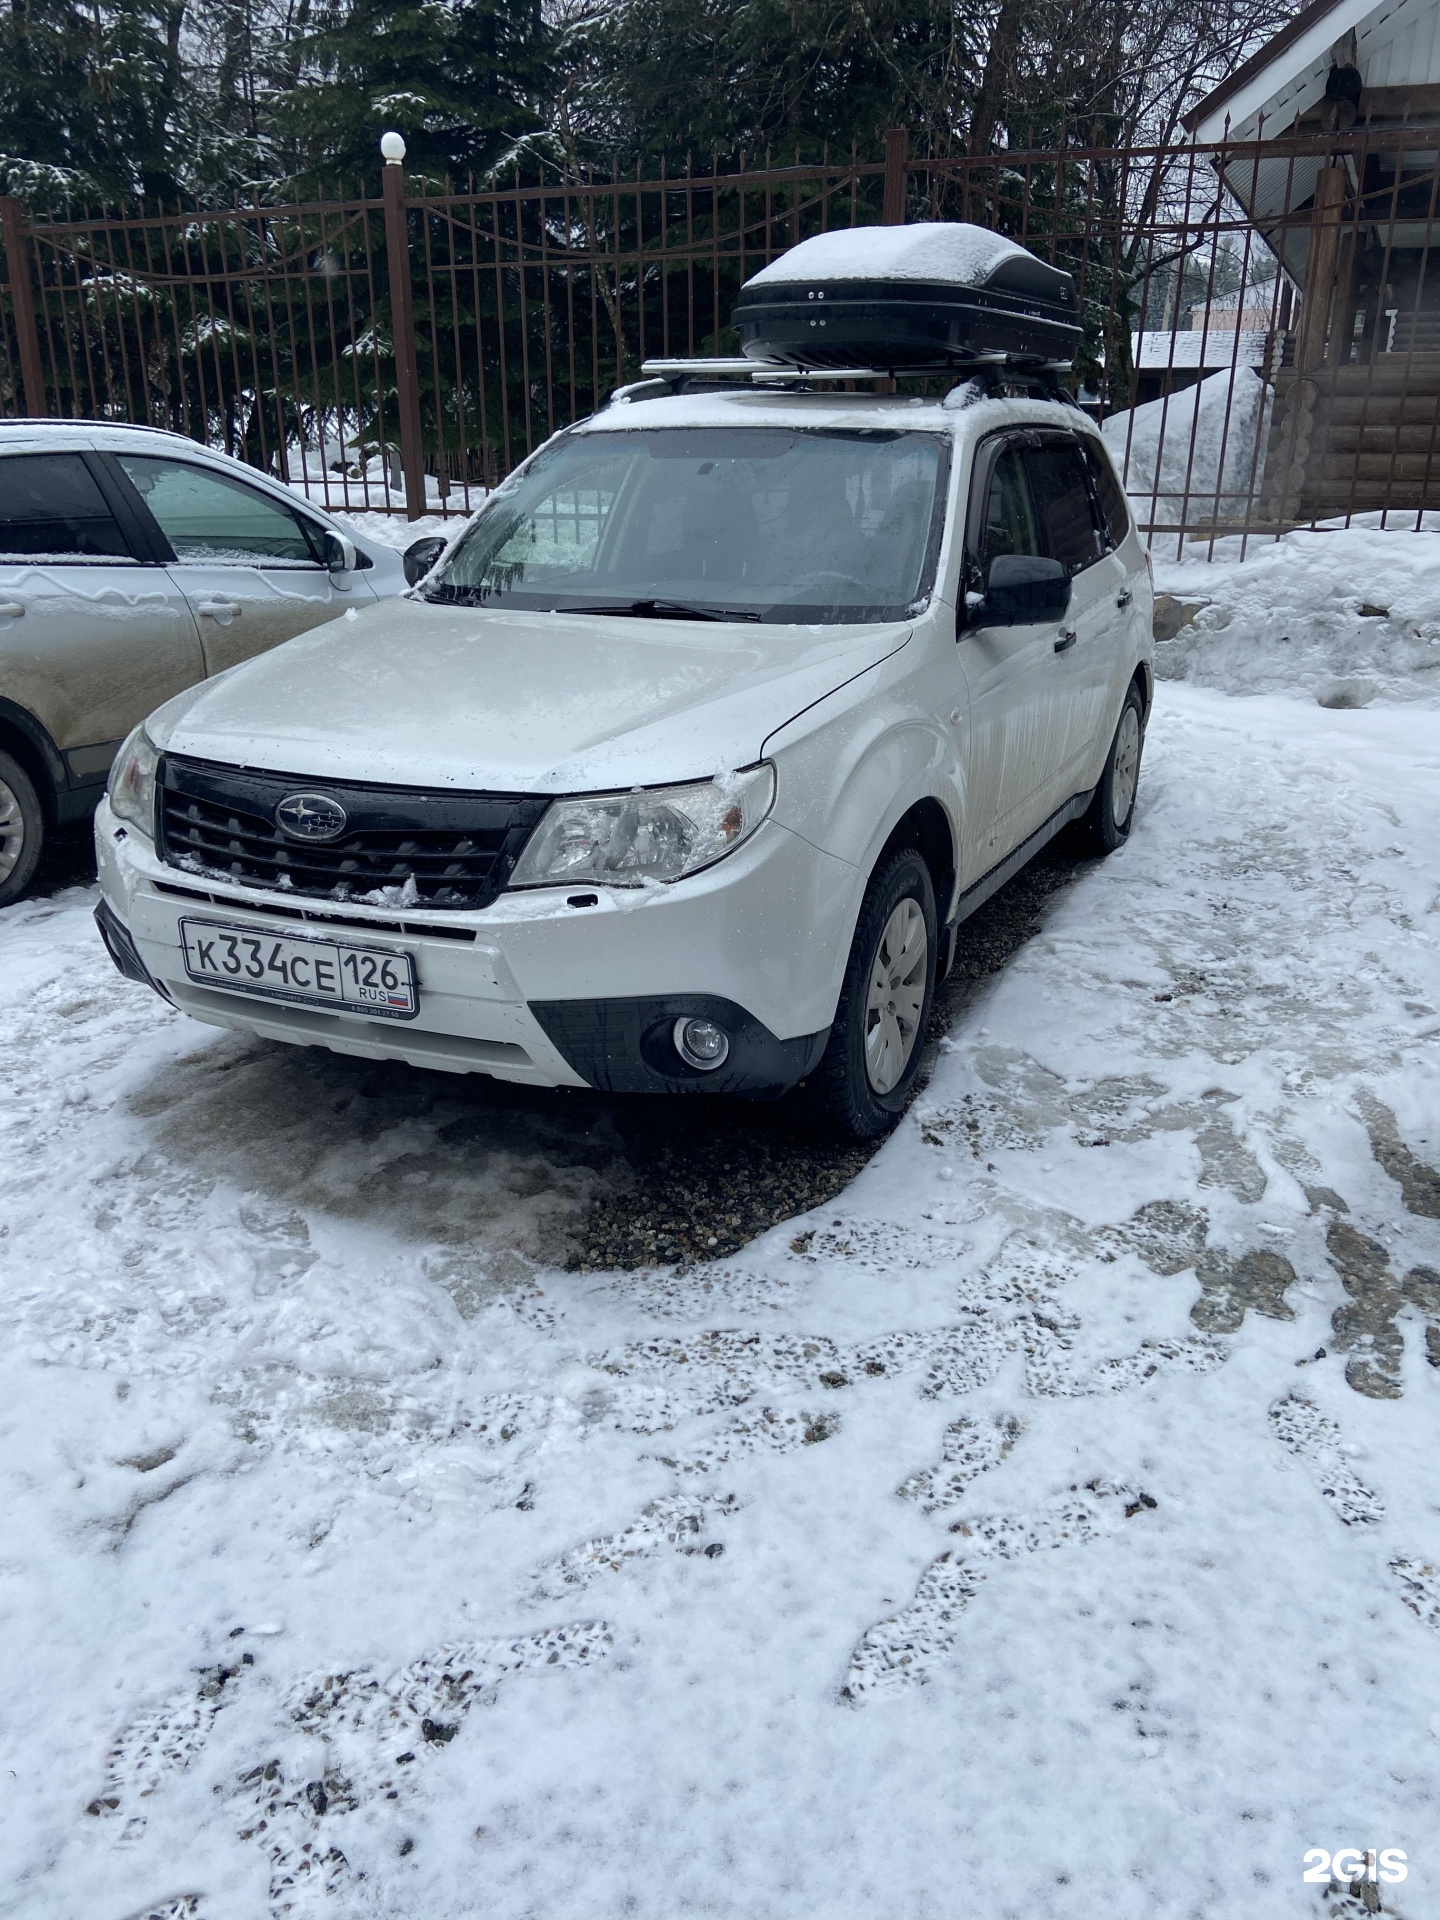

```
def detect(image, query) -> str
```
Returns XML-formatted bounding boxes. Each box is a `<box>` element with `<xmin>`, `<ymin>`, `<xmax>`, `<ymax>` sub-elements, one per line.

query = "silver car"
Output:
<box><xmin>0</xmin><ymin>423</ymin><xmax>419</xmax><ymax>905</ymax></box>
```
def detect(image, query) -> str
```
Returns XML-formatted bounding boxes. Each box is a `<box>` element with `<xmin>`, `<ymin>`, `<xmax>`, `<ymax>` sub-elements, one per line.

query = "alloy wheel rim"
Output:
<box><xmin>0</xmin><ymin>777</ymin><xmax>24</xmax><ymax>885</ymax></box>
<box><xmin>863</xmin><ymin>896</ymin><xmax>927</xmax><ymax>1095</ymax></box>
<box><xmin>1111</xmin><ymin>706</ymin><xmax>1141</xmax><ymax>828</ymax></box>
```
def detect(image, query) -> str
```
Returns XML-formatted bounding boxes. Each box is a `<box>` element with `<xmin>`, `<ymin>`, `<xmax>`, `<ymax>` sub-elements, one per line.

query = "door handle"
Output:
<box><xmin>1116</xmin><ymin>590</ymin><xmax>1133</xmax><ymax>609</ymax></box>
<box><xmin>0</xmin><ymin>601</ymin><xmax>24</xmax><ymax>618</ymax></box>
<box><xmin>1054</xmin><ymin>628</ymin><xmax>1078</xmax><ymax>654</ymax></box>
<box><xmin>196</xmin><ymin>599</ymin><xmax>242</xmax><ymax>620</ymax></box>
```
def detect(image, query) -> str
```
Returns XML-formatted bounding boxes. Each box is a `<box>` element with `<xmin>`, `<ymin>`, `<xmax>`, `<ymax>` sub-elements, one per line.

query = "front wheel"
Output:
<box><xmin>1077</xmin><ymin>683</ymin><xmax>1145</xmax><ymax>856</ymax></box>
<box><xmin>0</xmin><ymin>750</ymin><xmax>43</xmax><ymax>908</ymax></box>
<box><xmin>803</xmin><ymin>847</ymin><xmax>937</xmax><ymax>1141</ymax></box>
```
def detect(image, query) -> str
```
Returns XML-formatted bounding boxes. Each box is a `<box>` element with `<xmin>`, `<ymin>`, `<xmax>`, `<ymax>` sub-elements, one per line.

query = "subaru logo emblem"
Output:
<box><xmin>275</xmin><ymin>792</ymin><xmax>348</xmax><ymax>841</ymax></box>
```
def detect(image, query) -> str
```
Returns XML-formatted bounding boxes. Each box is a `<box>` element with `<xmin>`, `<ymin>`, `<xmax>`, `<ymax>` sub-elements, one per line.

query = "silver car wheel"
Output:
<box><xmin>1111</xmin><ymin>704</ymin><xmax>1142</xmax><ymax>828</ymax></box>
<box><xmin>863</xmin><ymin>896</ymin><xmax>927</xmax><ymax>1095</ymax></box>
<box><xmin>0</xmin><ymin>775</ymin><xmax>26</xmax><ymax>885</ymax></box>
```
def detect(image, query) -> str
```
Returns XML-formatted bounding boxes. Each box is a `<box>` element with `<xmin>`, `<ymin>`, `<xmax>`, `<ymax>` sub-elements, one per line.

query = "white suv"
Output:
<box><xmin>94</xmin><ymin>373</ymin><xmax>1152</xmax><ymax>1138</ymax></box>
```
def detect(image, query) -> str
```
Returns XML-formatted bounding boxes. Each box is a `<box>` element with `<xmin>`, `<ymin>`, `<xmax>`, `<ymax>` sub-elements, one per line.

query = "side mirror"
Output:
<box><xmin>403</xmin><ymin>534</ymin><xmax>447</xmax><ymax>586</ymax></box>
<box><xmin>323</xmin><ymin>530</ymin><xmax>358</xmax><ymax>575</ymax></box>
<box><xmin>980</xmin><ymin>553</ymin><xmax>1070</xmax><ymax>625</ymax></box>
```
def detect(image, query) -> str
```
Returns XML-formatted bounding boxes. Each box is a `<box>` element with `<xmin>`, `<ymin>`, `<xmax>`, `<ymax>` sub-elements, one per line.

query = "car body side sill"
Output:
<box><xmin>949</xmin><ymin>785</ymin><xmax>1096</xmax><ymax>929</ymax></box>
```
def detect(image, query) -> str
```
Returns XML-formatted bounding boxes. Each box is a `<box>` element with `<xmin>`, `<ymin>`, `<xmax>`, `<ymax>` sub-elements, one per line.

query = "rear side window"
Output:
<box><xmin>116</xmin><ymin>455</ymin><xmax>320</xmax><ymax>565</ymax></box>
<box><xmin>1023</xmin><ymin>442</ymin><xmax>1103</xmax><ymax>574</ymax></box>
<box><xmin>0</xmin><ymin>454</ymin><xmax>131</xmax><ymax>561</ymax></box>
<box><xmin>1082</xmin><ymin>440</ymin><xmax>1132</xmax><ymax>549</ymax></box>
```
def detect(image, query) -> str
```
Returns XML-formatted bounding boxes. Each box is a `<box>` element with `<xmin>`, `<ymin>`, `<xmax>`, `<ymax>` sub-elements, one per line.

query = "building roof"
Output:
<box><xmin>1131</xmin><ymin>329</ymin><xmax>1269</xmax><ymax>370</ymax></box>
<box><xmin>1185</xmin><ymin>0</ymin><xmax>1440</xmax><ymax>142</ymax></box>
<box><xmin>1184</xmin><ymin>0</ymin><xmax>1350</xmax><ymax>135</ymax></box>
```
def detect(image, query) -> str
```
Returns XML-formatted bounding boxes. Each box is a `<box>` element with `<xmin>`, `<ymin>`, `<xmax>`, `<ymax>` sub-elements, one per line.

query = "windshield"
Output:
<box><xmin>425</xmin><ymin>426</ymin><xmax>950</xmax><ymax>623</ymax></box>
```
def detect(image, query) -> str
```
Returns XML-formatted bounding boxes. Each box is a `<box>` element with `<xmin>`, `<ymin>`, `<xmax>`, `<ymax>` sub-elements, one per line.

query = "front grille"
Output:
<box><xmin>158</xmin><ymin>756</ymin><xmax>550</xmax><ymax>910</ymax></box>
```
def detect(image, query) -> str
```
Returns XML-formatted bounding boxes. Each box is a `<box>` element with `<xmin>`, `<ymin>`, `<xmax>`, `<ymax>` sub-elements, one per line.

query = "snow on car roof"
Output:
<box><xmin>742</xmin><ymin>222</ymin><xmax>1030</xmax><ymax>288</ymax></box>
<box><xmin>0</xmin><ymin>419</ymin><xmax>199</xmax><ymax>450</ymax></box>
<box><xmin>579</xmin><ymin>388</ymin><xmax>958</xmax><ymax>434</ymax></box>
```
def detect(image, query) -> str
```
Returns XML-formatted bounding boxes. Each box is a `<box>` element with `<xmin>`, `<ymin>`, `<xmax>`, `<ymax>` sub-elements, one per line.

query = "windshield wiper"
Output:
<box><xmin>422</xmin><ymin>582</ymin><xmax>489</xmax><ymax>606</ymax></box>
<box><xmin>557</xmin><ymin>598</ymin><xmax>761</xmax><ymax>624</ymax></box>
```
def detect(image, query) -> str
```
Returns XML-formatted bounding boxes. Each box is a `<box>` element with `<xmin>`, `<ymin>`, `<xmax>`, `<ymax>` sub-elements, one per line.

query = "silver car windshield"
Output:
<box><xmin>425</xmin><ymin>426</ymin><xmax>950</xmax><ymax>623</ymax></box>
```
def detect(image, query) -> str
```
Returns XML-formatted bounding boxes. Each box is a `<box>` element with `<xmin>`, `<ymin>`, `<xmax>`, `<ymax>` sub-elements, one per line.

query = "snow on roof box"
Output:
<box><xmin>732</xmin><ymin>221</ymin><xmax>1079</xmax><ymax>371</ymax></box>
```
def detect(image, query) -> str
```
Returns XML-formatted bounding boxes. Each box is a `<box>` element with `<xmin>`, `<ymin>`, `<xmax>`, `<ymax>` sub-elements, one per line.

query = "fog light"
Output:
<box><xmin>674</xmin><ymin>1016</ymin><xmax>729</xmax><ymax>1071</ymax></box>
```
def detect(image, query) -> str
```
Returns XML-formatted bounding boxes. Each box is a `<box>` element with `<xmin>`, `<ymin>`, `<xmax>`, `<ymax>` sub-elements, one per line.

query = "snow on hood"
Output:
<box><xmin>150</xmin><ymin>596</ymin><xmax>913</xmax><ymax>791</ymax></box>
<box><xmin>743</xmin><ymin>222</ymin><xmax>1030</xmax><ymax>288</ymax></box>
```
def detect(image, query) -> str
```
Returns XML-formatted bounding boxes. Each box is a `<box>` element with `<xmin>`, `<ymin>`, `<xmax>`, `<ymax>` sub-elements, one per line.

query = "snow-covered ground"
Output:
<box><xmin>4</xmin><ymin>542</ymin><xmax>1440</xmax><ymax>1920</ymax></box>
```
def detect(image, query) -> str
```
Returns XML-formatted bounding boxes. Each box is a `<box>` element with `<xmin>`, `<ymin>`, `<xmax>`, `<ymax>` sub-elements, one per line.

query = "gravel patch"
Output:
<box><xmin>565</xmin><ymin>836</ymin><xmax>1091</xmax><ymax>1271</ymax></box>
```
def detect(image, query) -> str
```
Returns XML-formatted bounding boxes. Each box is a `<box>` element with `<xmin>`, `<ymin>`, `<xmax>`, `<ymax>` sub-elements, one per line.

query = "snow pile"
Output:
<box><xmin>283</xmin><ymin>451</ymin><xmax>485</xmax><ymax>519</ymax></box>
<box><xmin>1153</xmin><ymin>523</ymin><xmax>1440</xmax><ymax>706</ymax></box>
<box><xmin>745</xmin><ymin>222</ymin><xmax>1029</xmax><ymax>287</ymax></box>
<box><xmin>1103</xmin><ymin>366</ymin><xmax>1271</xmax><ymax>524</ymax></box>
<box><xmin>330</xmin><ymin>508</ymin><xmax>455</xmax><ymax>553</ymax></box>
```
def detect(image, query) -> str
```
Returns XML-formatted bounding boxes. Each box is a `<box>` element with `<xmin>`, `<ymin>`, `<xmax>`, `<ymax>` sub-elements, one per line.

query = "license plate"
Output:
<box><xmin>179</xmin><ymin>917</ymin><xmax>418</xmax><ymax>1020</ymax></box>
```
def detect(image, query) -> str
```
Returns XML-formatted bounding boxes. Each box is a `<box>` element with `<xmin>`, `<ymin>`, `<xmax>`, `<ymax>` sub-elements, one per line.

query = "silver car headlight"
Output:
<box><xmin>108</xmin><ymin>726</ymin><xmax>159</xmax><ymax>837</ymax></box>
<box><xmin>509</xmin><ymin>764</ymin><xmax>776</xmax><ymax>889</ymax></box>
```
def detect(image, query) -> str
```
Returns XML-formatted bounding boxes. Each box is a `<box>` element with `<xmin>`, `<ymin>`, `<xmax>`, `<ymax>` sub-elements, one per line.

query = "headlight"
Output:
<box><xmin>509</xmin><ymin>764</ymin><xmax>776</xmax><ymax>889</ymax></box>
<box><xmin>108</xmin><ymin>726</ymin><xmax>159</xmax><ymax>836</ymax></box>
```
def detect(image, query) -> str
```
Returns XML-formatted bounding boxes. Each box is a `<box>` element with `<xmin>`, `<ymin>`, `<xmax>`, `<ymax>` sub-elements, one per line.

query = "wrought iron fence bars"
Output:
<box><xmin>1</xmin><ymin>134</ymin><xmax>1438</xmax><ymax>539</ymax></box>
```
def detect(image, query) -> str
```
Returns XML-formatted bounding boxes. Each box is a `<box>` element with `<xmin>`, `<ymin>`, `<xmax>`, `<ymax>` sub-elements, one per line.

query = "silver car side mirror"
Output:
<box><xmin>403</xmin><ymin>535</ymin><xmax>447</xmax><ymax>586</ymax></box>
<box><xmin>324</xmin><ymin>531</ymin><xmax>358</xmax><ymax>575</ymax></box>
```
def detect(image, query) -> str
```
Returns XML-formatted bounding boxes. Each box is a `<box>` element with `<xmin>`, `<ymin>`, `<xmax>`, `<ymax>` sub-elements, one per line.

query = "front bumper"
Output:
<box><xmin>94</xmin><ymin>801</ymin><xmax>859</xmax><ymax>1095</ymax></box>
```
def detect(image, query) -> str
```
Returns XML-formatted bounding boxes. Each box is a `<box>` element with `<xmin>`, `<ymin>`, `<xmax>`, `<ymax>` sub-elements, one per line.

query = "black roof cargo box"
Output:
<box><xmin>731</xmin><ymin>223</ymin><xmax>1079</xmax><ymax>371</ymax></box>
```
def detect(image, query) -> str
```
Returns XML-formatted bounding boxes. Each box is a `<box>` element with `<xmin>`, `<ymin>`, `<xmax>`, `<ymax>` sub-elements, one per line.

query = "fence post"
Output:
<box><xmin>883</xmin><ymin>128</ymin><xmax>909</xmax><ymax>226</ymax></box>
<box><xmin>380</xmin><ymin>136</ymin><xmax>426</xmax><ymax>520</ymax></box>
<box><xmin>0</xmin><ymin>196</ymin><xmax>47</xmax><ymax>417</ymax></box>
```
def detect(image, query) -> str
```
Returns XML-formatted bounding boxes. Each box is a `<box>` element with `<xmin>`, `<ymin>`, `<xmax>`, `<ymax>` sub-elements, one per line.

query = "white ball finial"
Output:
<box><xmin>380</xmin><ymin>131</ymin><xmax>406</xmax><ymax>164</ymax></box>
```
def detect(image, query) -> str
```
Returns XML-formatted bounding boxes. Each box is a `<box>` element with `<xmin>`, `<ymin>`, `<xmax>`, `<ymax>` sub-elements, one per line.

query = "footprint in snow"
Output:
<box><xmin>1022</xmin><ymin>1308</ymin><xmax>1228</xmax><ymax>1398</ymax></box>
<box><xmin>1268</xmin><ymin>1393</ymin><xmax>1440</xmax><ymax>1656</ymax></box>
<box><xmin>588</xmin><ymin>1321</ymin><xmax>1011</xmax><ymax>1425</ymax></box>
<box><xmin>1325</xmin><ymin>1220</ymin><xmax>1440</xmax><ymax>1399</ymax></box>
<box><xmin>1357</xmin><ymin>1091</ymin><xmax>1440</xmax><ymax>1221</ymax></box>
<box><xmin>91</xmin><ymin>1622</ymin><xmax>611</xmax><ymax>1915</ymax></box>
<box><xmin>1390</xmin><ymin>1556</ymin><xmax>1440</xmax><ymax>1633</ymax></box>
<box><xmin>1097</xmin><ymin>1199</ymin><xmax>1300</xmax><ymax>1334</ymax></box>
<box><xmin>843</xmin><ymin>1479</ymin><xmax>1158</xmax><ymax>1701</ymax></box>
<box><xmin>1268</xmin><ymin>1393</ymin><xmax>1385</xmax><ymax>1526</ymax></box>
<box><xmin>895</xmin><ymin>1411</ymin><xmax>1024</xmax><ymax>1516</ymax></box>
<box><xmin>650</xmin><ymin>1404</ymin><xmax>841</xmax><ymax>1474</ymax></box>
<box><xmin>534</xmin><ymin>1493</ymin><xmax>738</xmax><ymax>1595</ymax></box>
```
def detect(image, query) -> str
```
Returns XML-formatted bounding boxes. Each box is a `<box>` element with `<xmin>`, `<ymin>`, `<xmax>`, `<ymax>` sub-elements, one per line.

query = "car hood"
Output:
<box><xmin>152</xmin><ymin>597</ymin><xmax>913</xmax><ymax>790</ymax></box>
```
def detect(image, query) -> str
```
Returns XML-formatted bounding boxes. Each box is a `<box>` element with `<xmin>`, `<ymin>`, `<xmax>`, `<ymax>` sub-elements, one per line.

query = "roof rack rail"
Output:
<box><xmin>613</xmin><ymin>355</ymin><xmax>1079</xmax><ymax>408</ymax></box>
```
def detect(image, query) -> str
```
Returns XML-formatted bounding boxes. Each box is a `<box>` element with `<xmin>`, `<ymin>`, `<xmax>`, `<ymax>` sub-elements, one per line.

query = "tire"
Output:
<box><xmin>804</xmin><ymin>847</ymin><xmax>938</xmax><ymax>1141</ymax></box>
<box><xmin>1077</xmin><ymin>682</ymin><xmax>1145</xmax><ymax>856</ymax></box>
<box><xmin>0</xmin><ymin>749</ymin><xmax>44</xmax><ymax>908</ymax></box>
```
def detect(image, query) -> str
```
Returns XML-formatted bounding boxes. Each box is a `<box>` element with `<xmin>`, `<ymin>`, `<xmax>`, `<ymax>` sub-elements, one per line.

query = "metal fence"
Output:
<box><xmin>2</xmin><ymin>120</ymin><xmax>1438</xmax><ymax>555</ymax></box>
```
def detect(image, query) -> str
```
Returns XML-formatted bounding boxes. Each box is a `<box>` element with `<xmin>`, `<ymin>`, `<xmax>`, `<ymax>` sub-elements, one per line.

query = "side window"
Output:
<box><xmin>979</xmin><ymin>444</ymin><xmax>1041</xmax><ymax>570</ymax></box>
<box><xmin>1023</xmin><ymin>442</ymin><xmax>1103</xmax><ymax>574</ymax></box>
<box><xmin>115</xmin><ymin>456</ymin><xmax>320</xmax><ymax>566</ymax></box>
<box><xmin>1082</xmin><ymin>441</ymin><xmax>1132</xmax><ymax>550</ymax></box>
<box><xmin>0</xmin><ymin>454</ymin><xmax>132</xmax><ymax>561</ymax></box>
